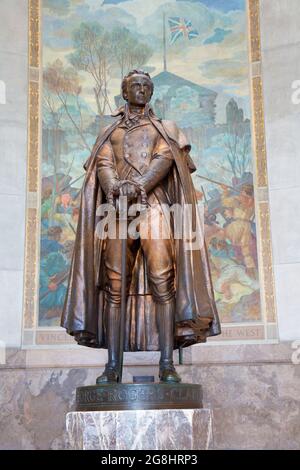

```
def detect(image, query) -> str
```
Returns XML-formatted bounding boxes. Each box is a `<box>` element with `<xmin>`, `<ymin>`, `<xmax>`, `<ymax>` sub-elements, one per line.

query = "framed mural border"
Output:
<box><xmin>22</xmin><ymin>0</ymin><xmax>278</xmax><ymax>348</ymax></box>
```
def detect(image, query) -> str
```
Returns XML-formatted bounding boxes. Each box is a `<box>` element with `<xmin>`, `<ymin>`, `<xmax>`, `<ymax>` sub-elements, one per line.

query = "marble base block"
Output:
<box><xmin>66</xmin><ymin>409</ymin><xmax>213</xmax><ymax>450</ymax></box>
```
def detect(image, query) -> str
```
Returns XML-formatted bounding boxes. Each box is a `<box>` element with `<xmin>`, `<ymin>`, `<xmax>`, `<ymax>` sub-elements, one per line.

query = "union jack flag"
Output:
<box><xmin>168</xmin><ymin>17</ymin><xmax>199</xmax><ymax>44</ymax></box>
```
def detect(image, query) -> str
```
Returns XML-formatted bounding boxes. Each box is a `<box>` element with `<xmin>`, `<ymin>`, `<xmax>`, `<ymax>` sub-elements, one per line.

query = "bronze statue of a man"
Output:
<box><xmin>61</xmin><ymin>70</ymin><xmax>220</xmax><ymax>384</ymax></box>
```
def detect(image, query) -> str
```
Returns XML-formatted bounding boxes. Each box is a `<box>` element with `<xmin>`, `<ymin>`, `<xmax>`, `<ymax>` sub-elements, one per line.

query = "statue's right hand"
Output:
<box><xmin>111</xmin><ymin>181</ymin><xmax>121</xmax><ymax>196</ymax></box>
<box><xmin>107</xmin><ymin>181</ymin><xmax>121</xmax><ymax>205</ymax></box>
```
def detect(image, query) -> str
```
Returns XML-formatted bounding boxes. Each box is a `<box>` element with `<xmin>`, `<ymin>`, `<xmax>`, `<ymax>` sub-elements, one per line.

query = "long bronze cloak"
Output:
<box><xmin>61</xmin><ymin>108</ymin><xmax>221</xmax><ymax>350</ymax></box>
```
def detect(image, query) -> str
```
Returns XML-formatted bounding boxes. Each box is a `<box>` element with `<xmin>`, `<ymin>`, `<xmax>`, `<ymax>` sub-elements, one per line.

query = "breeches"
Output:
<box><xmin>104</xmin><ymin>204</ymin><xmax>175</xmax><ymax>305</ymax></box>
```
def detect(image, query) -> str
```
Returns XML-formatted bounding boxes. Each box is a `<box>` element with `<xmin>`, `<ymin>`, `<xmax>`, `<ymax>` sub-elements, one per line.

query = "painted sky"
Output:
<box><xmin>43</xmin><ymin>0</ymin><xmax>250</xmax><ymax>122</ymax></box>
<box><xmin>101</xmin><ymin>0</ymin><xmax>245</xmax><ymax>12</ymax></box>
<box><xmin>183</xmin><ymin>0</ymin><xmax>245</xmax><ymax>13</ymax></box>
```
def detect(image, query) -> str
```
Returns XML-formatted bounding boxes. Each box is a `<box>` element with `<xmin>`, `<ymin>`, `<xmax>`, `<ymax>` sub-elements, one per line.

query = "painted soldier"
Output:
<box><xmin>61</xmin><ymin>70</ymin><xmax>220</xmax><ymax>384</ymax></box>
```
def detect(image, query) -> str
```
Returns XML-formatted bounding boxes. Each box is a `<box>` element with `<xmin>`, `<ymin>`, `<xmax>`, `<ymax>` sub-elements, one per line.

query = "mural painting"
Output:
<box><xmin>39</xmin><ymin>0</ymin><xmax>261</xmax><ymax>327</ymax></box>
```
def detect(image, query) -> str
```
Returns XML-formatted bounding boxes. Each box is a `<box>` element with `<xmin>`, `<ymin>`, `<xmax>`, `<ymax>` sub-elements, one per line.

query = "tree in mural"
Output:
<box><xmin>43</xmin><ymin>59</ymin><xmax>91</xmax><ymax>226</ymax></box>
<box><xmin>68</xmin><ymin>22</ymin><xmax>113</xmax><ymax>117</ymax></box>
<box><xmin>111</xmin><ymin>27</ymin><xmax>153</xmax><ymax>79</ymax></box>
<box><xmin>43</xmin><ymin>59</ymin><xmax>91</xmax><ymax>153</ymax></box>
<box><xmin>224</xmin><ymin>124</ymin><xmax>251</xmax><ymax>180</ymax></box>
<box><xmin>43</xmin><ymin>81</ymin><xmax>64</xmax><ymax>168</ymax></box>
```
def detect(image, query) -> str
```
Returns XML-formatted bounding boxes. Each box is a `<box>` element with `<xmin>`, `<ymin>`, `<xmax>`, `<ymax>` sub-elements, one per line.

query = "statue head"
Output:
<box><xmin>121</xmin><ymin>69</ymin><xmax>154</xmax><ymax>107</ymax></box>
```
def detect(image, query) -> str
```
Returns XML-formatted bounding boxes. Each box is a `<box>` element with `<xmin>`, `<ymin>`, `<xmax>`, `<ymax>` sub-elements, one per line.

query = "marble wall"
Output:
<box><xmin>0</xmin><ymin>0</ymin><xmax>28</xmax><ymax>348</ymax></box>
<box><xmin>260</xmin><ymin>0</ymin><xmax>300</xmax><ymax>340</ymax></box>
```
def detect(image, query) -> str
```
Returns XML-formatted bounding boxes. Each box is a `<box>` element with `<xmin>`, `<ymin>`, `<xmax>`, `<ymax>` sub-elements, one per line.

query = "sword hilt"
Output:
<box><xmin>107</xmin><ymin>180</ymin><xmax>148</xmax><ymax>210</ymax></box>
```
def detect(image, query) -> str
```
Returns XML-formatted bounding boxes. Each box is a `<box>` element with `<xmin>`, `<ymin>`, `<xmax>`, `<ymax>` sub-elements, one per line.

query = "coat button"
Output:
<box><xmin>142</xmin><ymin>152</ymin><xmax>147</xmax><ymax>157</ymax></box>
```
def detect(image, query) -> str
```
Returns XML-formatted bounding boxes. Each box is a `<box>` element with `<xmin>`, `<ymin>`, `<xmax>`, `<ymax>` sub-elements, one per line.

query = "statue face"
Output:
<box><xmin>124</xmin><ymin>74</ymin><xmax>153</xmax><ymax>107</ymax></box>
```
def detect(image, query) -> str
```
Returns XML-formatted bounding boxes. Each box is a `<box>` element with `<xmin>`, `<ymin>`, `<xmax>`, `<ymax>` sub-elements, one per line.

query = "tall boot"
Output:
<box><xmin>96</xmin><ymin>304</ymin><xmax>121</xmax><ymax>384</ymax></box>
<box><xmin>156</xmin><ymin>299</ymin><xmax>181</xmax><ymax>383</ymax></box>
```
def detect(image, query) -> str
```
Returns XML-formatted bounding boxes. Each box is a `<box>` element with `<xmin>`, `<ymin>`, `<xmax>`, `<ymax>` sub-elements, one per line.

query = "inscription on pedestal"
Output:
<box><xmin>76</xmin><ymin>383</ymin><xmax>203</xmax><ymax>411</ymax></box>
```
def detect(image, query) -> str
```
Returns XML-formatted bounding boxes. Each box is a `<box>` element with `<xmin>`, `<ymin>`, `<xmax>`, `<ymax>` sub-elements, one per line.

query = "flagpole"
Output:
<box><xmin>163</xmin><ymin>12</ymin><xmax>167</xmax><ymax>71</ymax></box>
